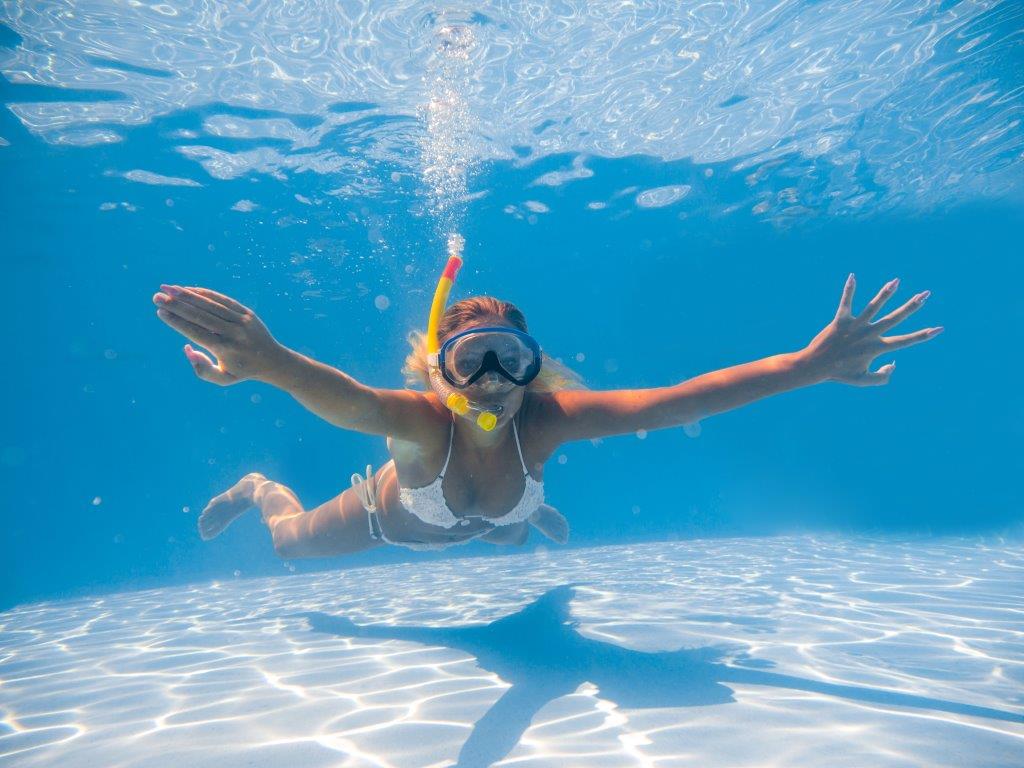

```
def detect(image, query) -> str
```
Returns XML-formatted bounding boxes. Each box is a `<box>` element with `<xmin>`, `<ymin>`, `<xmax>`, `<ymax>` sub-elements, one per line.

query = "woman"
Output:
<box><xmin>153</xmin><ymin>269</ymin><xmax>941</xmax><ymax>557</ymax></box>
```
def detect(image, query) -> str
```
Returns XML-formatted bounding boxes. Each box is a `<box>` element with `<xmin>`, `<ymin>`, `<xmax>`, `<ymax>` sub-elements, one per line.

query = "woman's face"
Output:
<box><xmin>434</xmin><ymin>317</ymin><xmax>528</xmax><ymax>423</ymax></box>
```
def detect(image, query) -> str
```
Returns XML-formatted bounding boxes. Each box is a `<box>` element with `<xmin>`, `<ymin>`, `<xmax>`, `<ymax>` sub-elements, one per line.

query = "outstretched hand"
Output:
<box><xmin>801</xmin><ymin>274</ymin><xmax>943</xmax><ymax>386</ymax></box>
<box><xmin>153</xmin><ymin>285</ymin><xmax>281</xmax><ymax>385</ymax></box>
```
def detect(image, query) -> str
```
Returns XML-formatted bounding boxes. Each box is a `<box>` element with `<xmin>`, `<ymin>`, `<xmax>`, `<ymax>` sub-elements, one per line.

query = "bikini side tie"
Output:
<box><xmin>351</xmin><ymin>464</ymin><xmax>378</xmax><ymax>523</ymax></box>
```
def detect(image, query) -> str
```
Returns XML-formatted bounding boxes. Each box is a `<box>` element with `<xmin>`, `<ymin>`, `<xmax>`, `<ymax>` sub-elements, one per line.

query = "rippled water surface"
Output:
<box><xmin>2</xmin><ymin>0</ymin><xmax>1022</xmax><ymax>220</ymax></box>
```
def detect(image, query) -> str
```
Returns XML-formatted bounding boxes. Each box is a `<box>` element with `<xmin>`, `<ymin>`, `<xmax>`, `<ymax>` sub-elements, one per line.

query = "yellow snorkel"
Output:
<box><xmin>426</xmin><ymin>235</ymin><xmax>500</xmax><ymax>432</ymax></box>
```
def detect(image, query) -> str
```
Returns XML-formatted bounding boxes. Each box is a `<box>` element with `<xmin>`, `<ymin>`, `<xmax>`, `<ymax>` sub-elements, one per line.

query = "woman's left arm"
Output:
<box><xmin>538</xmin><ymin>274</ymin><xmax>943</xmax><ymax>444</ymax></box>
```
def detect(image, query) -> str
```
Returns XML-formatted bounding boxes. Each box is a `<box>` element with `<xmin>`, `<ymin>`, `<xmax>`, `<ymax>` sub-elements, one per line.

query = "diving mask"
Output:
<box><xmin>433</xmin><ymin>326</ymin><xmax>542</xmax><ymax>389</ymax></box>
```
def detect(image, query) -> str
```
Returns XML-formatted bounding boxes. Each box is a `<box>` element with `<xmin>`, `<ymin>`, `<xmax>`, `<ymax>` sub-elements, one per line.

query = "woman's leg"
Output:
<box><xmin>198</xmin><ymin>471</ymin><xmax>384</xmax><ymax>559</ymax></box>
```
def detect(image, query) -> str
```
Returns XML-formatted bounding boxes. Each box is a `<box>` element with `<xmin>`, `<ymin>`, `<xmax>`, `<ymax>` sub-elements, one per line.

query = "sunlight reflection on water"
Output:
<box><xmin>1</xmin><ymin>1</ymin><xmax>1021</xmax><ymax>219</ymax></box>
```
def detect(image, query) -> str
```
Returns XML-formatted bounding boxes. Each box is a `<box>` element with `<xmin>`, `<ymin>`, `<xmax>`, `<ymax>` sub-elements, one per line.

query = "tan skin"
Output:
<box><xmin>153</xmin><ymin>274</ymin><xmax>942</xmax><ymax>557</ymax></box>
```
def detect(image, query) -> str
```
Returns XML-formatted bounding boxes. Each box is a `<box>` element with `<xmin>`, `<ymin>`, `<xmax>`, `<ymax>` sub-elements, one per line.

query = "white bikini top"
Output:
<box><xmin>399</xmin><ymin>416</ymin><xmax>545</xmax><ymax>529</ymax></box>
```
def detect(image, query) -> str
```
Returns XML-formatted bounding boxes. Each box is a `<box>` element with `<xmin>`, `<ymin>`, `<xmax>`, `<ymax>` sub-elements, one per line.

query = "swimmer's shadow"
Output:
<box><xmin>298</xmin><ymin>585</ymin><xmax>1021</xmax><ymax>768</ymax></box>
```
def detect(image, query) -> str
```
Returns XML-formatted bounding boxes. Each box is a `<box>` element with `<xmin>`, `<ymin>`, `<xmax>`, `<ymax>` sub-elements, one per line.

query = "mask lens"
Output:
<box><xmin>444</xmin><ymin>330</ymin><xmax>539</xmax><ymax>386</ymax></box>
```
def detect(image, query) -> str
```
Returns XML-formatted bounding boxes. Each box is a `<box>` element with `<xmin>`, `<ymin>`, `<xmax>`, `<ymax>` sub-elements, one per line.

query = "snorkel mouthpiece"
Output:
<box><xmin>476</xmin><ymin>409</ymin><xmax>499</xmax><ymax>431</ymax></box>
<box><xmin>427</xmin><ymin>235</ymin><xmax>501</xmax><ymax>432</ymax></box>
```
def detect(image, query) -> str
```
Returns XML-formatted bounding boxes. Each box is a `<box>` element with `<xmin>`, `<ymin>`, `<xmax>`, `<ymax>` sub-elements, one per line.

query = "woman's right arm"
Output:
<box><xmin>153</xmin><ymin>284</ymin><xmax>438</xmax><ymax>440</ymax></box>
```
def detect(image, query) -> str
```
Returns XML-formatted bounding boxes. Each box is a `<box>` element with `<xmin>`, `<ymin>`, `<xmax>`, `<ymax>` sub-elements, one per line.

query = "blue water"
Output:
<box><xmin>1</xmin><ymin>1</ymin><xmax>1022</xmax><ymax>611</ymax></box>
<box><xmin>3</xmin><ymin>4</ymin><xmax>1024</xmax><ymax>766</ymax></box>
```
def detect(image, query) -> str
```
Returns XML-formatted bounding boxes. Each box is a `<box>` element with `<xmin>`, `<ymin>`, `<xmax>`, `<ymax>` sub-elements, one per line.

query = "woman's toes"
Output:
<box><xmin>197</xmin><ymin>519</ymin><xmax>215</xmax><ymax>541</ymax></box>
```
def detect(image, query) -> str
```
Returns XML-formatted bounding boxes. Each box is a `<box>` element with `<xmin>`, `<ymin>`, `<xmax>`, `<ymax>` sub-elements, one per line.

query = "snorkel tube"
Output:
<box><xmin>426</xmin><ymin>235</ymin><xmax>500</xmax><ymax>432</ymax></box>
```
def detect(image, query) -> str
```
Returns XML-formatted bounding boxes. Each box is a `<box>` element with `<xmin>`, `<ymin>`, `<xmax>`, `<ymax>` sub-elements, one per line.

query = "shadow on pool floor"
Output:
<box><xmin>297</xmin><ymin>584</ymin><xmax>1022</xmax><ymax>768</ymax></box>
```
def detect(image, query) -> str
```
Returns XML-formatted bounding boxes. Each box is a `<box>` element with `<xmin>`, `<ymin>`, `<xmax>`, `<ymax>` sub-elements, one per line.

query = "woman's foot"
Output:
<box><xmin>528</xmin><ymin>504</ymin><xmax>569</xmax><ymax>544</ymax></box>
<box><xmin>198</xmin><ymin>472</ymin><xmax>266</xmax><ymax>541</ymax></box>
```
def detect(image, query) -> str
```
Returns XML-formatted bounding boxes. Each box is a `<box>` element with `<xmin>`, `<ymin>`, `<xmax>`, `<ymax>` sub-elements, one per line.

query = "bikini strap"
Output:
<box><xmin>437</xmin><ymin>418</ymin><xmax>455</xmax><ymax>478</ymax></box>
<box><xmin>511</xmin><ymin>416</ymin><xmax>530</xmax><ymax>476</ymax></box>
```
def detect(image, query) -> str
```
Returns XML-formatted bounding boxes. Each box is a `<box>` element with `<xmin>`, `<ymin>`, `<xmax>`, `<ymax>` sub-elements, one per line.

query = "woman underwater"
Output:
<box><xmin>153</xmin><ymin>259</ymin><xmax>942</xmax><ymax>557</ymax></box>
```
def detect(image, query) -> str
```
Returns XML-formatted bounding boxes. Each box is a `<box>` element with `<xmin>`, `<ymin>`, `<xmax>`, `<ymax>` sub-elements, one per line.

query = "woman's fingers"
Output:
<box><xmin>859</xmin><ymin>362</ymin><xmax>896</xmax><ymax>386</ymax></box>
<box><xmin>155</xmin><ymin>307</ymin><xmax>221</xmax><ymax>349</ymax></box>
<box><xmin>184</xmin><ymin>344</ymin><xmax>237</xmax><ymax>385</ymax></box>
<box><xmin>161</xmin><ymin>285</ymin><xmax>239</xmax><ymax>324</ymax></box>
<box><xmin>172</xmin><ymin>288</ymin><xmax>245</xmax><ymax>325</ymax></box>
<box><xmin>185</xmin><ymin>287</ymin><xmax>251</xmax><ymax>316</ymax></box>
<box><xmin>838</xmin><ymin>361</ymin><xmax>896</xmax><ymax>387</ymax></box>
<box><xmin>881</xmin><ymin>326</ymin><xmax>944</xmax><ymax>351</ymax></box>
<box><xmin>835</xmin><ymin>273</ymin><xmax>856</xmax><ymax>320</ymax></box>
<box><xmin>872</xmin><ymin>291</ymin><xmax>930</xmax><ymax>333</ymax></box>
<box><xmin>857</xmin><ymin>278</ymin><xmax>899</xmax><ymax>323</ymax></box>
<box><xmin>155</xmin><ymin>291</ymin><xmax>233</xmax><ymax>335</ymax></box>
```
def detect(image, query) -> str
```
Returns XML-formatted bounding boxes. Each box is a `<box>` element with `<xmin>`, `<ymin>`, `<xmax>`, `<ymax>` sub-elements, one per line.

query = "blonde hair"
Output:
<box><xmin>402</xmin><ymin>296</ymin><xmax>585</xmax><ymax>393</ymax></box>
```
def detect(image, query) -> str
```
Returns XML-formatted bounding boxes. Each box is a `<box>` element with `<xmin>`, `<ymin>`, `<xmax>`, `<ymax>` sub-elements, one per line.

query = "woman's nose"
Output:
<box><xmin>478</xmin><ymin>372</ymin><xmax>509</xmax><ymax>389</ymax></box>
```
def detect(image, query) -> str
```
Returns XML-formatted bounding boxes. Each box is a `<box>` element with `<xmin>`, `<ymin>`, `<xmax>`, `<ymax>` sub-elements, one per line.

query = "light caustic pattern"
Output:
<box><xmin>1</xmin><ymin>1</ymin><xmax>1022</xmax><ymax>219</ymax></box>
<box><xmin>1</xmin><ymin>535</ymin><xmax>1022</xmax><ymax>767</ymax></box>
